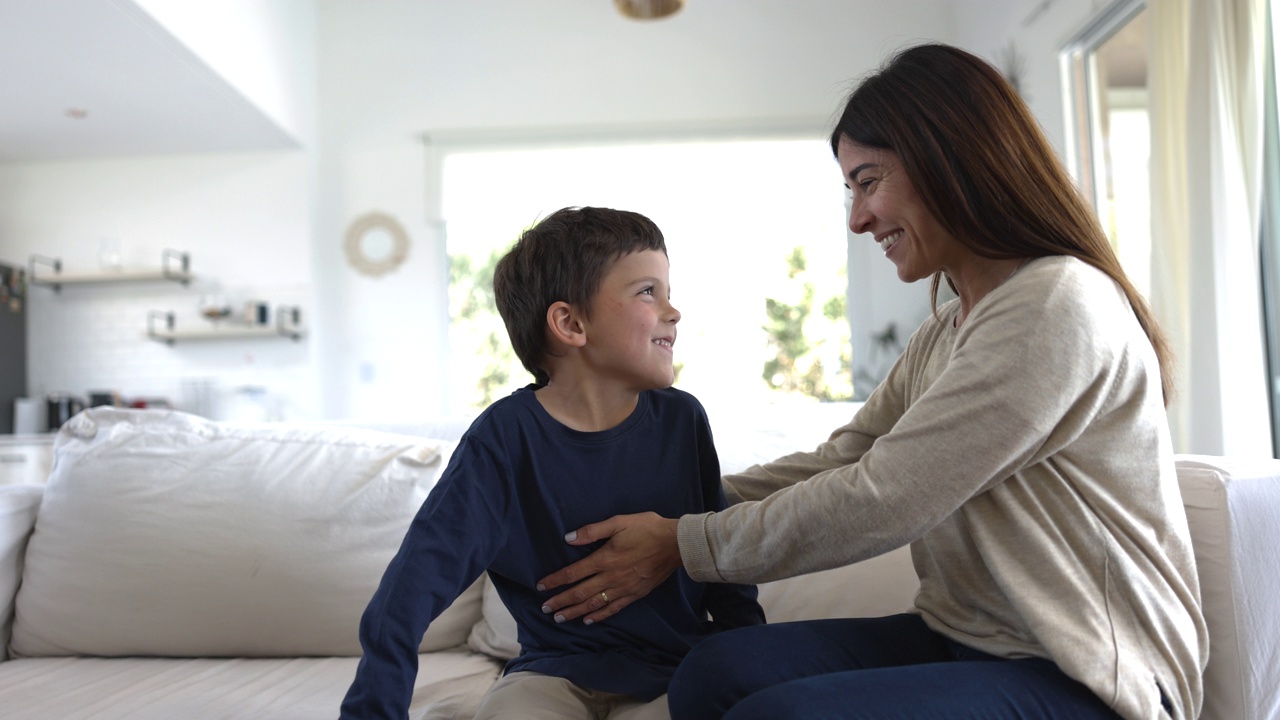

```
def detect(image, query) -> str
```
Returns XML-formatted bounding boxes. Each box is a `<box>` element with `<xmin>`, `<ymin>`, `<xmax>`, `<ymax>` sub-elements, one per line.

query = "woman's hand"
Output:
<box><xmin>536</xmin><ymin>512</ymin><xmax>682</xmax><ymax>625</ymax></box>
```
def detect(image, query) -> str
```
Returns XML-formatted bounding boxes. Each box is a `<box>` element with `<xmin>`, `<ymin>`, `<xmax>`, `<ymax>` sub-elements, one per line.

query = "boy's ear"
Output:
<box><xmin>546</xmin><ymin>301</ymin><xmax>587</xmax><ymax>348</ymax></box>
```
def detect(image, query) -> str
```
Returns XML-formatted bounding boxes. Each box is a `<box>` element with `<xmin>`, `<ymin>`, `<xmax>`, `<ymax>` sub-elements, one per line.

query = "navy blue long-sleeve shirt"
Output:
<box><xmin>340</xmin><ymin>386</ymin><xmax>764</xmax><ymax>718</ymax></box>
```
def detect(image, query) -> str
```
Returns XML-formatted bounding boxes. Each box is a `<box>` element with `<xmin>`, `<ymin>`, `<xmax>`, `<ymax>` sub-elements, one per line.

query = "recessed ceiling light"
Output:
<box><xmin>65</xmin><ymin>108</ymin><xmax>89</xmax><ymax>119</ymax></box>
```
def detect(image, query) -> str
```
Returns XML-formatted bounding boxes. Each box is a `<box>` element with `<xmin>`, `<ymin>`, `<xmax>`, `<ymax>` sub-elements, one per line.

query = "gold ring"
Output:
<box><xmin>600</xmin><ymin>591</ymin><xmax>610</xmax><ymax>604</ymax></box>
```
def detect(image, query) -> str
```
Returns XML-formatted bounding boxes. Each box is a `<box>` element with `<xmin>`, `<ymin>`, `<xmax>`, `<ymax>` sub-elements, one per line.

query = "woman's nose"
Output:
<box><xmin>849</xmin><ymin>198</ymin><xmax>873</xmax><ymax>235</ymax></box>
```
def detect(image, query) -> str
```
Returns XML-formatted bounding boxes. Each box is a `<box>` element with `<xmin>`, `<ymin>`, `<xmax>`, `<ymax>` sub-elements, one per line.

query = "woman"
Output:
<box><xmin>536</xmin><ymin>43</ymin><xmax>1207</xmax><ymax>720</ymax></box>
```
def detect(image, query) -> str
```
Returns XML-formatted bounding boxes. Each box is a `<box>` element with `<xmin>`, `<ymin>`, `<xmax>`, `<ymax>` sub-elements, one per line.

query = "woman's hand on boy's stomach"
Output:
<box><xmin>535</xmin><ymin>512</ymin><xmax>681</xmax><ymax>625</ymax></box>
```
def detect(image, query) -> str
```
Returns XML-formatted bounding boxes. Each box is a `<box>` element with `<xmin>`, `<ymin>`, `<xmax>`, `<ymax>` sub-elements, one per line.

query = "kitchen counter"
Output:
<box><xmin>0</xmin><ymin>434</ymin><xmax>54</xmax><ymax>485</ymax></box>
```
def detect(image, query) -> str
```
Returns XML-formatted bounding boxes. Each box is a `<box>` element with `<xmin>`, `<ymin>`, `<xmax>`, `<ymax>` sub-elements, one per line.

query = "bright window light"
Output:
<box><xmin>442</xmin><ymin>139</ymin><xmax>850</xmax><ymax>411</ymax></box>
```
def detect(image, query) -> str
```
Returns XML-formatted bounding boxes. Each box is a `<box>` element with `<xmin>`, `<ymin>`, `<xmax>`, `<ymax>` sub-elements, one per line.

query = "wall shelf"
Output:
<box><xmin>147</xmin><ymin>306</ymin><xmax>304</xmax><ymax>345</ymax></box>
<box><xmin>29</xmin><ymin>249</ymin><xmax>192</xmax><ymax>292</ymax></box>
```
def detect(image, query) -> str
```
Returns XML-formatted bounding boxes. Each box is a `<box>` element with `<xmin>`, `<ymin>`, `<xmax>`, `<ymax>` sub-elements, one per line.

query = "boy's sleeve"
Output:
<box><xmin>702</xmin><ymin>574</ymin><xmax>766</xmax><ymax>629</ymax></box>
<box><xmin>693</xmin><ymin>410</ymin><xmax>767</xmax><ymax>629</ymax></box>
<box><xmin>339</xmin><ymin>438</ymin><xmax>511</xmax><ymax>719</ymax></box>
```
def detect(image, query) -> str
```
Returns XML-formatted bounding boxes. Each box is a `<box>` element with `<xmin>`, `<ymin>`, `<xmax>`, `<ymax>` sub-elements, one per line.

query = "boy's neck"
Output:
<box><xmin>534</xmin><ymin>379</ymin><xmax>643</xmax><ymax>432</ymax></box>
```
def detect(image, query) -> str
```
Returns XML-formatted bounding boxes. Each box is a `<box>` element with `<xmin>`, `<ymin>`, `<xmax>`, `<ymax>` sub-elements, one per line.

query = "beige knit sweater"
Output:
<box><xmin>678</xmin><ymin>256</ymin><xmax>1208</xmax><ymax>720</ymax></box>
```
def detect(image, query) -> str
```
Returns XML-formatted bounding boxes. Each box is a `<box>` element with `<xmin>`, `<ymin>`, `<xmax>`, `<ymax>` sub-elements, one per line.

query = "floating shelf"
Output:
<box><xmin>147</xmin><ymin>306</ymin><xmax>304</xmax><ymax>345</ymax></box>
<box><xmin>29</xmin><ymin>249</ymin><xmax>192</xmax><ymax>292</ymax></box>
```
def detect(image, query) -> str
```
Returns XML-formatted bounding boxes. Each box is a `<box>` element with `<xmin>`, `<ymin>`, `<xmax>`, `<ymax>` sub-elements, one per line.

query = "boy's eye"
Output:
<box><xmin>639</xmin><ymin>286</ymin><xmax>654</xmax><ymax>295</ymax></box>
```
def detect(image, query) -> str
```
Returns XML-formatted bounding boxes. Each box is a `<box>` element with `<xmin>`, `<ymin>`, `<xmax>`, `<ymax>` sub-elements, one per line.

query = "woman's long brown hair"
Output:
<box><xmin>829</xmin><ymin>43</ymin><xmax>1174</xmax><ymax>404</ymax></box>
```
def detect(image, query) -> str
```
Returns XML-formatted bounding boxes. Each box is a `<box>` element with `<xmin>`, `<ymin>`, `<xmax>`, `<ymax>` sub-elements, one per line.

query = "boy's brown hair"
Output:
<box><xmin>493</xmin><ymin>206</ymin><xmax>667</xmax><ymax>386</ymax></box>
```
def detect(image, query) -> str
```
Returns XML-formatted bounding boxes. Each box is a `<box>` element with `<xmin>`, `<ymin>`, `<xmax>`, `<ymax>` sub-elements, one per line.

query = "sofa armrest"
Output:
<box><xmin>0</xmin><ymin>484</ymin><xmax>43</xmax><ymax>662</ymax></box>
<box><xmin>1176</xmin><ymin>455</ymin><xmax>1280</xmax><ymax>720</ymax></box>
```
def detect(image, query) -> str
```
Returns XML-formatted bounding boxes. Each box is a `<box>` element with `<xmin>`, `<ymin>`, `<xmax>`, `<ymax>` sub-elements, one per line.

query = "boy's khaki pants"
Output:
<box><xmin>471</xmin><ymin>671</ymin><xmax>670</xmax><ymax>720</ymax></box>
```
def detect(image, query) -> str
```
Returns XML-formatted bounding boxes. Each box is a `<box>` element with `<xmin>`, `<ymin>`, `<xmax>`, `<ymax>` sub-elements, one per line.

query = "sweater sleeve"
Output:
<box><xmin>339</xmin><ymin>438</ymin><xmax>511</xmax><ymax>719</ymax></box>
<box><xmin>680</xmin><ymin>260</ymin><xmax>1141</xmax><ymax>584</ymax></box>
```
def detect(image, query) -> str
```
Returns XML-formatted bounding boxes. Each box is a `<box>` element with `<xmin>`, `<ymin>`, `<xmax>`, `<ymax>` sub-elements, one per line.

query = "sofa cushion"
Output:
<box><xmin>1176</xmin><ymin>455</ymin><xmax>1280</xmax><ymax>720</ymax></box>
<box><xmin>466</xmin><ymin>573</ymin><xmax>521</xmax><ymax>661</ymax></box>
<box><xmin>757</xmin><ymin>545</ymin><xmax>917</xmax><ymax>623</ymax></box>
<box><xmin>0</xmin><ymin>484</ymin><xmax>42</xmax><ymax>662</ymax></box>
<box><xmin>0</xmin><ymin>652</ymin><xmax>503</xmax><ymax>720</ymax></box>
<box><xmin>10</xmin><ymin>408</ymin><xmax>482</xmax><ymax>658</ymax></box>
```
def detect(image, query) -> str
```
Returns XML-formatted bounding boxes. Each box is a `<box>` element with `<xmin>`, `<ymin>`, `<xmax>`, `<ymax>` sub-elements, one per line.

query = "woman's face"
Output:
<box><xmin>837</xmin><ymin>138</ymin><xmax>962</xmax><ymax>284</ymax></box>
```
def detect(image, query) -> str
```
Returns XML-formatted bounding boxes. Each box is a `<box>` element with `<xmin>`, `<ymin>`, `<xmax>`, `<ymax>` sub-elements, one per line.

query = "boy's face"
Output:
<box><xmin>580</xmin><ymin>249</ymin><xmax>680</xmax><ymax>391</ymax></box>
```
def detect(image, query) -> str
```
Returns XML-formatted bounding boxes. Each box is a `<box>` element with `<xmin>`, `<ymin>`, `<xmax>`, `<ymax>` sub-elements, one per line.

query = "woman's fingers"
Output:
<box><xmin>537</xmin><ymin>513</ymin><xmax>682</xmax><ymax>624</ymax></box>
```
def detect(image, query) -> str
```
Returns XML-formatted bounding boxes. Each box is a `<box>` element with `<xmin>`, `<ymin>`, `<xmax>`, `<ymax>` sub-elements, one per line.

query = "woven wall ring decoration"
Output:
<box><xmin>344</xmin><ymin>211</ymin><xmax>410</xmax><ymax>278</ymax></box>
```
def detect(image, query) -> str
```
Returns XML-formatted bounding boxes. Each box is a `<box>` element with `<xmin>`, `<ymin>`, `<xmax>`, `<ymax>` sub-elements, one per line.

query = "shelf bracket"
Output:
<box><xmin>147</xmin><ymin>310</ymin><xmax>176</xmax><ymax>346</ymax></box>
<box><xmin>28</xmin><ymin>254</ymin><xmax>63</xmax><ymax>293</ymax></box>
<box><xmin>161</xmin><ymin>249</ymin><xmax>190</xmax><ymax>285</ymax></box>
<box><xmin>276</xmin><ymin>304</ymin><xmax>304</xmax><ymax>341</ymax></box>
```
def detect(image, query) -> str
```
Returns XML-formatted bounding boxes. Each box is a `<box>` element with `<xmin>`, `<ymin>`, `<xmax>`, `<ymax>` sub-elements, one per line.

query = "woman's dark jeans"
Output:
<box><xmin>668</xmin><ymin>614</ymin><xmax>1125</xmax><ymax>720</ymax></box>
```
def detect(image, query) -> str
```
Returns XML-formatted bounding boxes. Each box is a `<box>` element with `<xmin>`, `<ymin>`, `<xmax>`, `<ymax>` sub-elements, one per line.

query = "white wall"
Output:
<box><xmin>951</xmin><ymin>0</ymin><xmax>1101</xmax><ymax>160</ymax></box>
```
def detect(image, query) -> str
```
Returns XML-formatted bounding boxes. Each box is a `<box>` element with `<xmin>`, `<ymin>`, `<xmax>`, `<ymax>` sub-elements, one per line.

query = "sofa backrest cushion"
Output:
<box><xmin>1176</xmin><ymin>455</ymin><xmax>1280</xmax><ymax>720</ymax></box>
<box><xmin>10</xmin><ymin>408</ymin><xmax>482</xmax><ymax>658</ymax></box>
<box><xmin>0</xmin><ymin>484</ymin><xmax>43</xmax><ymax>662</ymax></box>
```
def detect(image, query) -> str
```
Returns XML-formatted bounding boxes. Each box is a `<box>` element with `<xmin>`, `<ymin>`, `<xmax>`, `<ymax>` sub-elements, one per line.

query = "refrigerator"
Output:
<box><xmin>0</xmin><ymin>262</ymin><xmax>27</xmax><ymax>434</ymax></box>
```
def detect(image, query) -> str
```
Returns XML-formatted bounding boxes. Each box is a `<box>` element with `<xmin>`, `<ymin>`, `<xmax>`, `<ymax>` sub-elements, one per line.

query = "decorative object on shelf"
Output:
<box><xmin>243</xmin><ymin>300</ymin><xmax>269</xmax><ymax>325</ymax></box>
<box><xmin>45</xmin><ymin>393</ymin><xmax>86</xmax><ymax>431</ymax></box>
<box><xmin>97</xmin><ymin>237</ymin><xmax>122</xmax><ymax>272</ymax></box>
<box><xmin>88</xmin><ymin>391</ymin><xmax>124</xmax><ymax>408</ymax></box>
<box><xmin>997</xmin><ymin>41</ymin><xmax>1027</xmax><ymax>98</ymax></box>
<box><xmin>12</xmin><ymin>397</ymin><xmax>43</xmax><ymax>435</ymax></box>
<box><xmin>198</xmin><ymin>294</ymin><xmax>232</xmax><ymax>325</ymax></box>
<box><xmin>0</xmin><ymin>263</ymin><xmax>23</xmax><ymax>314</ymax></box>
<box><xmin>147</xmin><ymin>304</ymin><xmax>305</xmax><ymax>345</ymax></box>
<box><xmin>28</xmin><ymin>249</ymin><xmax>191</xmax><ymax>292</ymax></box>
<box><xmin>343</xmin><ymin>211</ymin><xmax>410</xmax><ymax>278</ymax></box>
<box><xmin>615</xmin><ymin>0</ymin><xmax>684</xmax><ymax>20</ymax></box>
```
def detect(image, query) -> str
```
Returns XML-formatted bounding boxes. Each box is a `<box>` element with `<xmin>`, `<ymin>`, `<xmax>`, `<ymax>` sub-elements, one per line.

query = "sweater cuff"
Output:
<box><xmin>677</xmin><ymin>512</ymin><xmax>723</xmax><ymax>583</ymax></box>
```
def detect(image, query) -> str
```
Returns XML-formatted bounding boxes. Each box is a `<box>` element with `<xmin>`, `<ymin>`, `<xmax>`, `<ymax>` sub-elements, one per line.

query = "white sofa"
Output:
<box><xmin>0</xmin><ymin>406</ymin><xmax>1276</xmax><ymax>720</ymax></box>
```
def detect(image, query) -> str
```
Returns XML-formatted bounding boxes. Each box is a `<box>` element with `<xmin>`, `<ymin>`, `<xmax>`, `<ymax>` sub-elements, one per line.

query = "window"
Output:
<box><xmin>439</xmin><ymin>138</ymin><xmax>851</xmax><ymax>412</ymax></box>
<box><xmin>1062</xmin><ymin>0</ymin><xmax>1151</xmax><ymax>296</ymax></box>
<box><xmin>1263</xmin><ymin>4</ymin><xmax>1280</xmax><ymax>454</ymax></box>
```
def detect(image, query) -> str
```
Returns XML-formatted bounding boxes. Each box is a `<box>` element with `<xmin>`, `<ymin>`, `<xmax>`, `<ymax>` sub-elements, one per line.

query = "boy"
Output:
<box><xmin>339</xmin><ymin>207</ymin><xmax>764</xmax><ymax>719</ymax></box>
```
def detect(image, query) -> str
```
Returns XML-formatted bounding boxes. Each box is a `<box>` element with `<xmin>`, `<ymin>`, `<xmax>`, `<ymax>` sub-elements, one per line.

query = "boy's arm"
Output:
<box><xmin>339</xmin><ymin>441</ymin><xmax>510</xmax><ymax>719</ymax></box>
<box><xmin>702</xmin><ymin>580</ymin><xmax>766</xmax><ymax>630</ymax></box>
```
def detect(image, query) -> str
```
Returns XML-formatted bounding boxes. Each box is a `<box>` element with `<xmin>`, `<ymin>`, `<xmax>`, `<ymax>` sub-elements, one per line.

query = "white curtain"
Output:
<box><xmin>1148</xmin><ymin>0</ymin><xmax>1271</xmax><ymax>457</ymax></box>
<box><xmin>1148</xmin><ymin>0</ymin><xmax>1191</xmax><ymax>452</ymax></box>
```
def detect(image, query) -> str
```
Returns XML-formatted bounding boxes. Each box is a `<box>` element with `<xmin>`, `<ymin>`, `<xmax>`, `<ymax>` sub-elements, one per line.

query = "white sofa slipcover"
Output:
<box><xmin>0</xmin><ymin>406</ymin><xmax>1276</xmax><ymax>719</ymax></box>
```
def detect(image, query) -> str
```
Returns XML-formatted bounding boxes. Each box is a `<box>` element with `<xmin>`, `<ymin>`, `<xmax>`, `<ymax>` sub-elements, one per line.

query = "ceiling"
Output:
<box><xmin>0</xmin><ymin>0</ymin><xmax>297</xmax><ymax>163</ymax></box>
<box><xmin>0</xmin><ymin>1</ymin><xmax>1148</xmax><ymax>164</ymax></box>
